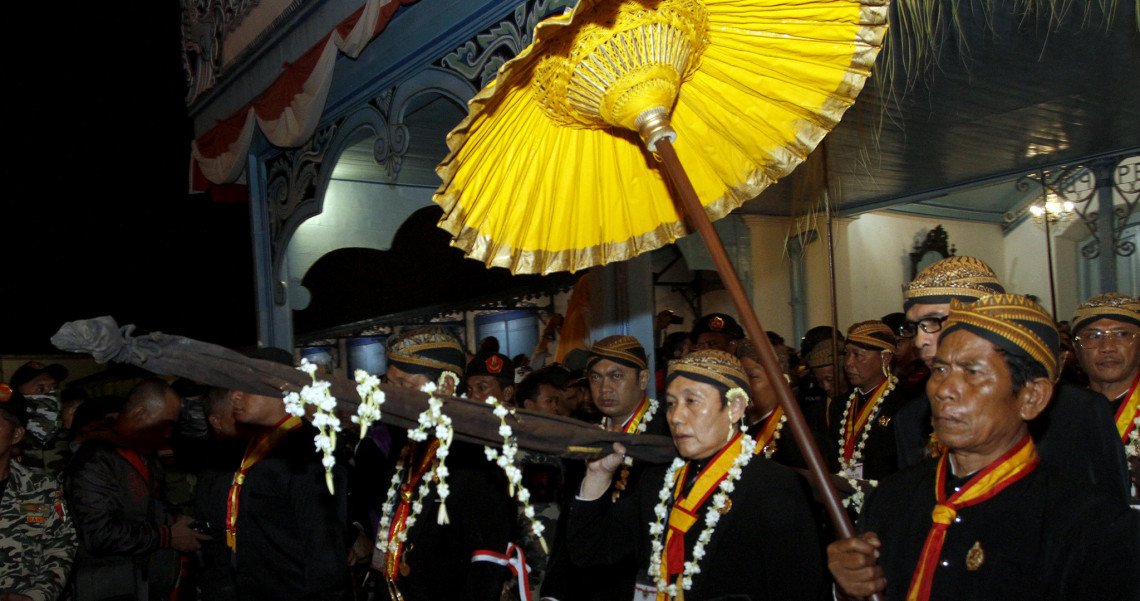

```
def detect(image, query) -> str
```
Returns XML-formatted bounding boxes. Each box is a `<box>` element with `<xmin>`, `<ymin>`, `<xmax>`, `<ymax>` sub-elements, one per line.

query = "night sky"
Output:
<box><xmin>2</xmin><ymin>4</ymin><xmax>257</xmax><ymax>354</ymax></box>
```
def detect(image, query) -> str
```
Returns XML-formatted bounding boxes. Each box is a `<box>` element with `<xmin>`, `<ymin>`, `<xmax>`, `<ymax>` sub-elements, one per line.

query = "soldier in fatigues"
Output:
<box><xmin>1</xmin><ymin>391</ymin><xmax>77</xmax><ymax>601</ymax></box>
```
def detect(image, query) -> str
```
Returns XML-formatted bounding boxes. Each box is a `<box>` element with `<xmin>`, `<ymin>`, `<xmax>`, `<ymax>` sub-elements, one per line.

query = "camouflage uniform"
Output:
<box><xmin>1</xmin><ymin>460</ymin><xmax>77</xmax><ymax>601</ymax></box>
<box><xmin>17</xmin><ymin>394</ymin><xmax>71</xmax><ymax>478</ymax></box>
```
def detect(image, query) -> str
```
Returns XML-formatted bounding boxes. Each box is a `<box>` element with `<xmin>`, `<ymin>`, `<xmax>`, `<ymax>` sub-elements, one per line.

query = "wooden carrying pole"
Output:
<box><xmin>655</xmin><ymin>138</ymin><xmax>881</xmax><ymax>599</ymax></box>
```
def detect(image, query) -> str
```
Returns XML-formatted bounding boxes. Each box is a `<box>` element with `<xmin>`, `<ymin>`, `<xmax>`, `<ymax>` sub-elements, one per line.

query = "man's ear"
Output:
<box><xmin>1017</xmin><ymin>377</ymin><xmax>1055</xmax><ymax>421</ymax></box>
<box><xmin>727</xmin><ymin>394</ymin><xmax>747</xmax><ymax>424</ymax></box>
<box><xmin>11</xmin><ymin>425</ymin><xmax>25</xmax><ymax>446</ymax></box>
<box><xmin>638</xmin><ymin>369</ymin><xmax>650</xmax><ymax>392</ymax></box>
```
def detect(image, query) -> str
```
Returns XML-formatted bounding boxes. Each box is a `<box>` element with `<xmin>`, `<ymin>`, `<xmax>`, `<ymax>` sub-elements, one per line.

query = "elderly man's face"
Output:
<box><xmin>588</xmin><ymin>359</ymin><xmax>648</xmax><ymax>423</ymax></box>
<box><xmin>905</xmin><ymin>302</ymin><xmax>951</xmax><ymax>367</ymax></box>
<box><xmin>927</xmin><ymin>330</ymin><xmax>1047</xmax><ymax>470</ymax></box>
<box><xmin>843</xmin><ymin>344</ymin><xmax>889</xmax><ymax>391</ymax></box>
<box><xmin>1074</xmin><ymin>318</ymin><xmax>1140</xmax><ymax>392</ymax></box>
<box><xmin>666</xmin><ymin>376</ymin><xmax>742</xmax><ymax>460</ymax></box>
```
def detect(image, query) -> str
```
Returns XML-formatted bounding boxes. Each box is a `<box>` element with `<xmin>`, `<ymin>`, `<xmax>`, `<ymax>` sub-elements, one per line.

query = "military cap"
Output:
<box><xmin>9</xmin><ymin>361</ymin><xmax>68</xmax><ymax>393</ymax></box>
<box><xmin>466</xmin><ymin>351</ymin><xmax>515</xmax><ymax>381</ymax></box>
<box><xmin>690</xmin><ymin>313</ymin><xmax>745</xmax><ymax>342</ymax></box>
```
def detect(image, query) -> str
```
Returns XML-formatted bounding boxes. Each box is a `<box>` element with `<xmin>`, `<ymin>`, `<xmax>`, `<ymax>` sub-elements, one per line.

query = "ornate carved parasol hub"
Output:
<box><xmin>534</xmin><ymin>0</ymin><xmax>709</xmax><ymax>137</ymax></box>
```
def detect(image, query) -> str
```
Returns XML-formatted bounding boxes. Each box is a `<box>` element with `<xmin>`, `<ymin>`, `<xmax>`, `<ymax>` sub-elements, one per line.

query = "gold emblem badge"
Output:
<box><xmin>966</xmin><ymin>541</ymin><xmax>984</xmax><ymax>571</ymax></box>
<box><xmin>877</xmin><ymin>415</ymin><xmax>891</xmax><ymax>427</ymax></box>
<box><xmin>709</xmin><ymin>316</ymin><xmax>725</xmax><ymax>331</ymax></box>
<box><xmin>486</xmin><ymin>355</ymin><xmax>503</xmax><ymax>374</ymax></box>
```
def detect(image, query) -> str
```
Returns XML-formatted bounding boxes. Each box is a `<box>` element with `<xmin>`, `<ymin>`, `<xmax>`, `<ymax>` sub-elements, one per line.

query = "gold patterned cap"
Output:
<box><xmin>1072</xmin><ymin>293</ymin><xmax>1140</xmax><ymax>333</ymax></box>
<box><xmin>587</xmin><ymin>335</ymin><xmax>648</xmax><ymax>371</ymax></box>
<box><xmin>387</xmin><ymin>326</ymin><xmax>466</xmax><ymax>378</ymax></box>
<box><xmin>846</xmin><ymin>320</ymin><xmax>897</xmax><ymax>354</ymax></box>
<box><xmin>942</xmin><ymin>294</ymin><xmax>1060</xmax><ymax>382</ymax></box>
<box><xmin>902</xmin><ymin>256</ymin><xmax>1005</xmax><ymax>311</ymax></box>
<box><xmin>665</xmin><ymin>350</ymin><xmax>749</xmax><ymax>399</ymax></box>
<box><xmin>806</xmin><ymin>342</ymin><xmax>839</xmax><ymax>368</ymax></box>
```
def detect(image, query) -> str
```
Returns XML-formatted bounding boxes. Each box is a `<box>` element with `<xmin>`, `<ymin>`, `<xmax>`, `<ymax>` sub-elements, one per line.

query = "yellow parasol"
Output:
<box><xmin>432</xmin><ymin>0</ymin><xmax>890</xmax><ymax>574</ymax></box>
<box><xmin>436</xmin><ymin>0</ymin><xmax>888</xmax><ymax>274</ymax></box>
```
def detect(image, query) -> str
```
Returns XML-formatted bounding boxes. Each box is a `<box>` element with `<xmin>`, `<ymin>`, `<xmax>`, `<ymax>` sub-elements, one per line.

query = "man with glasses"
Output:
<box><xmin>1072</xmin><ymin>293</ymin><xmax>1140</xmax><ymax>508</ymax></box>
<box><xmin>894</xmin><ymin>257</ymin><xmax>1128</xmax><ymax>500</ymax></box>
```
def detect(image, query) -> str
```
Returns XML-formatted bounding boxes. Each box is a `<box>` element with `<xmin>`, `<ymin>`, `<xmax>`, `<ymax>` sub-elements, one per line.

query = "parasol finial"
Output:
<box><xmin>536</xmin><ymin>0</ymin><xmax>708</xmax><ymax>131</ymax></box>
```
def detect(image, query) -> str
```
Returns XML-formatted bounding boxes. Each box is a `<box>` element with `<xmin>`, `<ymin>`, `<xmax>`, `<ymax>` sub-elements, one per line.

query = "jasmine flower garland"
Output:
<box><xmin>1128</xmin><ymin>415</ymin><xmax>1140</xmax><ymax>459</ymax></box>
<box><xmin>647</xmin><ymin>434</ymin><xmax>757</xmax><ymax>597</ymax></box>
<box><xmin>483</xmin><ymin>396</ymin><xmax>547</xmax><ymax>553</ymax></box>
<box><xmin>836</xmin><ymin>374</ymin><xmax>897</xmax><ymax>479</ymax></box>
<box><xmin>405</xmin><ymin>380</ymin><xmax>455</xmax><ymax>525</ymax></box>
<box><xmin>352</xmin><ymin>370</ymin><xmax>386</xmax><ymax>439</ymax></box>
<box><xmin>282</xmin><ymin>359</ymin><xmax>342</xmax><ymax>493</ymax></box>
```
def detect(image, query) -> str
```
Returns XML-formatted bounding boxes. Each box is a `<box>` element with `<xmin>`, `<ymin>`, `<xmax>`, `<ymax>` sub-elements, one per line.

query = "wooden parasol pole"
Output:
<box><xmin>655</xmin><ymin>138</ymin><xmax>864</xmax><ymax>549</ymax></box>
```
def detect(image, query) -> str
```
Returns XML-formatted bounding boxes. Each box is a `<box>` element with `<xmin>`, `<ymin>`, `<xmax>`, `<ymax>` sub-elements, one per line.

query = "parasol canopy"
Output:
<box><xmin>434</xmin><ymin>0</ymin><xmax>888</xmax><ymax>274</ymax></box>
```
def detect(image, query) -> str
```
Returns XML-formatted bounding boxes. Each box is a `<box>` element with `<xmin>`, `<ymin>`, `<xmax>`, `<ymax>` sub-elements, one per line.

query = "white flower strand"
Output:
<box><xmin>483</xmin><ymin>396</ymin><xmax>548</xmax><ymax>553</ymax></box>
<box><xmin>762</xmin><ymin>413</ymin><xmax>788</xmax><ymax>459</ymax></box>
<box><xmin>836</xmin><ymin>375</ymin><xmax>897</xmax><ymax>478</ymax></box>
<box><xmin>375</xmin><ymin>469</ymin><xmax>404</xmax><ymax>552</ymax></box>
<box><xmin>283</xmin><ymin>359</ymin><xmax>342</xmax><ymax>494</ymax></box>
<box><xmin>405</xmin><ymin>381</ymin><xmax>455</xmax><ymax>525</ymax></box>
<box><xmin>352</xmin><ymin>370</ymin><xmax>386</xmax><ymax>439</ymax></box>
<box><xmin>647</xmin><ymin>434</ymin><xmax>757</xmax><ymax>597</ymax></box>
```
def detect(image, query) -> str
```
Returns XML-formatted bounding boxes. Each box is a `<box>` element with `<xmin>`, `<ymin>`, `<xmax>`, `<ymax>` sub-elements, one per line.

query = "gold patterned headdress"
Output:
<box><xmin>942</xmin><ymin>294</ymin><xmax>1060</xmax><ymax>382</ymax></box>
<box><xmin>387</xmin><ymin>326</ymin><xmax>466</xmax><ymax>378</ymax></box>
<box><xmin>806</xmin><ymin>342</ymin><xmax>838</xmax><ymax>369</ymax></box>
<box><xmin>587</xmin><ymin>335</ymin><xmax>649</xmax><ymax>371</ymax></box>
<box><xmin>1071</xmin><ymin>293</ymin><xmax>1140</xmax><ymax>333</ymax></box>
<box><xmin>665</xmin><ymin>350</ymin><xmax>749</xmax><ymax>398</ymax></box>
<box><xmin>846</xmin><ymin>320</ymin><xmax>897</xmax><ymax>354</ymax></box>
<box><xmin>902</xmin><ymin>256</ymin><xmax>1005</xmax><ymax>311</ymax></box>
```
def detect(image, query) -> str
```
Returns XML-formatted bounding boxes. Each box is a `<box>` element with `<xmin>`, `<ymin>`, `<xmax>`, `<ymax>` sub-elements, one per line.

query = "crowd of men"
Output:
<box><xmin>1</xmin><ymin>255</ymin><xmax>1138</xmax><ymax>600</ymax></box>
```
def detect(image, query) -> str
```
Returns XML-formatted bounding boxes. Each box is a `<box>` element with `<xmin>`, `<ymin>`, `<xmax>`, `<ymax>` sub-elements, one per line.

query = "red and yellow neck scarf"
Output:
<box><xmin>611</xmin><ymin>395</ymin><xmax>651</xmax><ymax>433</ymax></box>
<box><xmin>383</xmin><ymin>439</ymin><xmax>441</xmax><ymax>581</ymax></box>
<box><xmin>752</xmin><ymin>406</ymin><xmax>784</xmax><ymax>456</ymax></box>
<box><xmin>1115</xmin><ymin>373</ymin><xmax>1140</xmax><ymax>444</ymax></box>
<box><xmin>906</xmin><ymin>435</ymin><xmax>1038</xmax><ymax>601</ymax></box>
<box><xmin>226</xmin><ymin>415</ymin><xmax>303</xmax><ymax>551</ymax></box>
<box><xmin>657</xmin><ymin>433</ymin><xmax>744</xmax><ymax>600</ymax></box>
<box><xmin>842</xmin><ymin>378</ymin><xmax>889</xmax><ymax>461</ymax></box>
